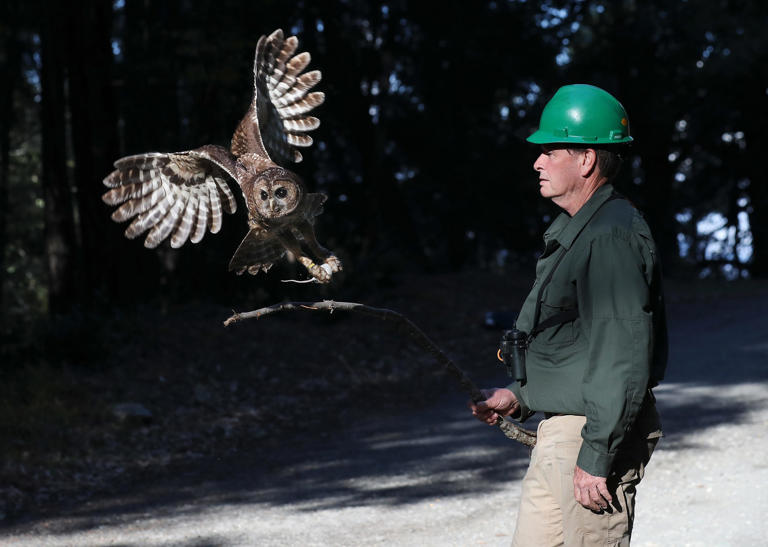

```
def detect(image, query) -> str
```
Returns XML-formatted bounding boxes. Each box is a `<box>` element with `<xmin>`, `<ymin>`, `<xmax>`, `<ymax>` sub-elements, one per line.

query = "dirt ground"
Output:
<box><xmin>1</xmin><ymin>272</ymin><xmax>767</xmax><ymax>546</ymax></box>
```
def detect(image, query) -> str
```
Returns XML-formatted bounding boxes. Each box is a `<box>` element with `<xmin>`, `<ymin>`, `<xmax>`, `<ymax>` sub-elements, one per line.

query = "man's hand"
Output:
<box><xmin>573</xmin><ymin>465</ymin><xmax>612</xmax><ymax>512</ymax></box>
<box><xmin>468</xmin><ymin>388</ymin><xmax>520</xmax><ymax>425</ymax></box>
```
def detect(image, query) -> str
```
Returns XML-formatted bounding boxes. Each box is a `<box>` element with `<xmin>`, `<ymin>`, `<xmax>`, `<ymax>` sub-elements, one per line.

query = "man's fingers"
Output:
<box><xmin>469</xmin><ymin>400</ymin><xmax>491</xmax><ymax>416</ymax></box>
<box><xmin>478</xmin><ymin>409</ymin><xmax>498</xmax><ymax>424</ymax></box>
<box><xmin>589</xmin><ymin>486</ymin><xmax>606</xmax><ymax>510</ymax></box>
<box><xmin>596</xmin><ymin>482</ymin><xmax>613</xmax><ymax>505</ymax></box>
<box><xmin>573</xmin><ymin>484</ymin><xmax>609</xmax><ymax>511</ymax></box>
<box><xmin>469</xmin><ymin>398</ymin><xmax>498</xmax><ymax>425</ymax></box>
<box><xmin>580</xmin><ymin>489</ymin><xmax>600</xmax><ymax>511</ymax></box>
<box><xmin>470</xmin><ymin>388</ymin><xmax>516</xmax><ymax>425</ymax></box>
<box><xmin>581</xmin><ymin>485</ymin><xmax>610</xmax><ymax>511</ymax></box>
<box><xmin>572</xmin><ymin>466</ymin><xmax>611</xmax><ymax>511</ymax></box>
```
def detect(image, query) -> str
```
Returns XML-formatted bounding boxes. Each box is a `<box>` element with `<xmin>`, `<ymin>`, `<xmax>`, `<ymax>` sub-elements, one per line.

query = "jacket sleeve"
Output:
<box><xmin>575</xmin><ymin>231</ymin><xmax>653</xmax><ymax>477</ymax></box>
<box><xmin>508</xmin><ymin>381</ymin><xmax>535</xmax><ymax>423</ymax></box>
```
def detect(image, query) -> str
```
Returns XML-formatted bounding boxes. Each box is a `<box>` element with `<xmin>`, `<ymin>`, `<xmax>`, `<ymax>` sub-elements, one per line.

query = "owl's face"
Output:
<box><xmin>249</xmin><ymin>168</ymin><xmax>303</xmax><ymax>219</ymax></box>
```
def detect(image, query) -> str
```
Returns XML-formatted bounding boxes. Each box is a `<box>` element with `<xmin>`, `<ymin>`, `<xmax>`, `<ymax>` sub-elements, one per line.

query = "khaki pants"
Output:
<box><xmin>511</xmin><ymin>411</ymin><xmax>660</xmax><ymax>547</ymax></box>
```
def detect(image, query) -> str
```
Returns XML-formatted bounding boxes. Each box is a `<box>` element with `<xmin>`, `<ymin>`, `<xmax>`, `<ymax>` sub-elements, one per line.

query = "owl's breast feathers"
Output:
<box><xmin>229</xmin><ymin>191</ymin><xmax>328</xmax><ymax>276</ymax></box>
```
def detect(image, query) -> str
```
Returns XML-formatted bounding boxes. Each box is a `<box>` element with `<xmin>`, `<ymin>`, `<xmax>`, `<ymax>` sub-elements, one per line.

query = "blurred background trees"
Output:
<box><xmin>1</xmin><ymin>0</ymin><xmax>766</xmax><ymax>326</ymax></box>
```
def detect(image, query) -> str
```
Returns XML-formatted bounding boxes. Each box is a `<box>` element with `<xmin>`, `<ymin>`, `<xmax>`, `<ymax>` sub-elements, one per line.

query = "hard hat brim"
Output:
<box><xmin>526</xmin><ymin>130</ymin><xmax>633</xmax><ymax>145</ymax></box>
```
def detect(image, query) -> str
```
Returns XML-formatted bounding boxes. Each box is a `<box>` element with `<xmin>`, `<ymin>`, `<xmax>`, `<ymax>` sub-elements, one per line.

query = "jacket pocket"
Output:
<box><xmin>536</xmin><ymin>282</ymin><xmax>577</xmax><ymax>346</ymax></box>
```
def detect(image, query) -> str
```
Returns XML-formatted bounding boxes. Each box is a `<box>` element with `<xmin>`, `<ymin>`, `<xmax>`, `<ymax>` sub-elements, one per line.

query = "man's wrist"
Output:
<box><xmin>576</xmin><ymin>444</ymin><xmax>613</xmax><ymax>477</ymax></box>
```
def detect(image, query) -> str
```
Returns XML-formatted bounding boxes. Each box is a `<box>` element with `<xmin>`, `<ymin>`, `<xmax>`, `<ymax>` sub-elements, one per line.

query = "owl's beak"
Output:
<box><xmin>268</xmin><ymin>198</ymin><xmax>277</xmax><ymax>213</ymax></box>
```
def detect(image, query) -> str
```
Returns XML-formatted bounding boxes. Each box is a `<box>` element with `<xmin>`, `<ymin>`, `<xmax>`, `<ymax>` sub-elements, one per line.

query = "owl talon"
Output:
<box><xmin>324</xmin><ymin>255</ymin><xmax>342</xmax><ymax>273</ymax></box>
<box><xmin>309</xmin><ymin>263</ymin><xmax>332</xmax><ymax>283</ymax></box>
<box><xmin>298</xmin><ymin>257</ymin><xmax>332</xmax><ymax>283</ymax></box>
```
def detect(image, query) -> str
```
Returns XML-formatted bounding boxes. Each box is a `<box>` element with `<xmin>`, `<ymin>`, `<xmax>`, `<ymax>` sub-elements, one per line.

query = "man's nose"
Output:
<box><xmin>533</xmin><ymin>154</ymin><xmax>545</xmax><ymax>171</ymax></box>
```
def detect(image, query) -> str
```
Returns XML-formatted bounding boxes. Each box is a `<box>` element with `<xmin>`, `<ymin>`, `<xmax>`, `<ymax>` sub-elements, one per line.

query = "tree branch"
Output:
<box><xmin>224</xmin><ymin>300</ymin><xmax>537</xmax><ymax>447</ymax></box>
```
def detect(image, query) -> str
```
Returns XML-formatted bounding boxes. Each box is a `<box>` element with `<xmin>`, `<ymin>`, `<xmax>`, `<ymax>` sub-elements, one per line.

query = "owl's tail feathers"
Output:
<box><xmin>228</xmin><ymin>228</ymin><xmax>286</xmax><ymax>276</ymax></box>
<box><xmin>233</xmin><ymin>263</ymin><xmax>274</xmax><ymax>276</ymax></box>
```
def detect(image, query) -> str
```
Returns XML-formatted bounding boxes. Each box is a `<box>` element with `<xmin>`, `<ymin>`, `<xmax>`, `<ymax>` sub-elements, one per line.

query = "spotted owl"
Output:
<box><xmin>102</xmin><ymin>29</ymin><xmax>341</xmax><ymax>283</ymax></box>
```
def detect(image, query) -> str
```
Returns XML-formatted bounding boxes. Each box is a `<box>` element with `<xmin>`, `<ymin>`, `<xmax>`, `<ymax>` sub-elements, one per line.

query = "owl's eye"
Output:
<box><xmin>275</xmin><ymin>187</ymin><xmax>288</xmax><ymax>199</ymax></box>
<box><xmin>260</xmin><ymin>190</ymin><xmax>268</xmax><ymax>200</ymax></box>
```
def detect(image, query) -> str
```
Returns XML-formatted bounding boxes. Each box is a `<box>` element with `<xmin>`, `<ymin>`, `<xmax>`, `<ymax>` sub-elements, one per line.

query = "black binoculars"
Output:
<box><xmin>499</xmin><ymin>328</ymin><xmax>529</xmax><ymax>384</ymax></box>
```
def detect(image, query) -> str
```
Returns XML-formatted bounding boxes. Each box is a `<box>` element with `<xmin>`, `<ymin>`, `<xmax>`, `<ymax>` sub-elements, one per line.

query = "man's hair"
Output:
<box><xmin>568</xmin><ymin>145</ymin><xmax>627</xmax><ymax>182</ymax></box>
<box><xmin>594</xmin><ymin>147</ymin><xmax>624</xmax><ymax>182</ymax></box>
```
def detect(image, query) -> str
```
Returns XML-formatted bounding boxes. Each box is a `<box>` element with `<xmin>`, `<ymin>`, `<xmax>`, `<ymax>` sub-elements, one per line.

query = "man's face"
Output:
<box><xmin>533</xmin><ymin>145</ymin><xmax>586</xmax><ymax>206</ymax></box>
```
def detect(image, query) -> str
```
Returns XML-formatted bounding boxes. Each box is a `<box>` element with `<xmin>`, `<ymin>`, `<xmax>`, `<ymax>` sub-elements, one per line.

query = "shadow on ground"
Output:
<box><xmin>647</xmin><ymin>280</ymin><xmax>768</xmax><ymax>454</ymax></box>
<box><xmin>2</xmin><ymin>276</ymin><xmax>767</xmax><ymax>540</ymax></box>
<box><xmin>10</xmin><ymin>400</ymin><xmax>533</xmax><ymax>536</ymax></box>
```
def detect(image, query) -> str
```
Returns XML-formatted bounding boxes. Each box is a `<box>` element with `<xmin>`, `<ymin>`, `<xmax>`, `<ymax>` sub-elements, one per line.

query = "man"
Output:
<box><xmin>470</xmin><ymin>84</ymin><xmax>666</xmax><ymax>546</ymax></box>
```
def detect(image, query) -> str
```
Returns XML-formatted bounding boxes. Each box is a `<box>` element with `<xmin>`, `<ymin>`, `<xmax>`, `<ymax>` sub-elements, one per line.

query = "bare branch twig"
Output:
<box><xmin>224</xmin><ymin>300</ymin><xmax>537</xmax><ymax>447</ymax></box>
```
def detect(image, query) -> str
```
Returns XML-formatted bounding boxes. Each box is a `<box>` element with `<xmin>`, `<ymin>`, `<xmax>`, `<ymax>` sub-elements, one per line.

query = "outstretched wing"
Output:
<box><xmin>102</xmin><ymin>145</ymin><xmax>240</xmax><ymax>249</ymax></box>
<box><xmin>228</xmin><ymin>226</ymin><xmax>287</xmax><ymax>275</ymax></box>
<box><xmin>230</xmin><ymin>29</ymin><xmax>325</xmax><ymax>165</ymax></box>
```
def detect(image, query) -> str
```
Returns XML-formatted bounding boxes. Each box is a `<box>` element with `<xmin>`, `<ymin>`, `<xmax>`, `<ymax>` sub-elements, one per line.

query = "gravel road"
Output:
<box><xmin>2</xmin><ymin>284</ymin><xmax>767</xmax><ymax>546</ymax></box>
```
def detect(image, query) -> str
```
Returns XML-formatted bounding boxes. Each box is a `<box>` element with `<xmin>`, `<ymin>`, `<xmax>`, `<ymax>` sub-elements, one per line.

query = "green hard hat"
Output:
<box><xmin>527</xmin><ymin>84</ymin><xmax>633</xmax><ymax>145</ymax></box>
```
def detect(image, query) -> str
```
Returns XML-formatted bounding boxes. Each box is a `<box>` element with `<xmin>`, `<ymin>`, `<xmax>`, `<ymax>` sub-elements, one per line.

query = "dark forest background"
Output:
<box><xmin>2</xmin><ymin>0</ymin><xmax>767</xmax><ymax>321</ymax></box>
<box><xmin>1</xmin><ymin>0</ymin><xmax>767</xmax><ymax>519</ymax></box>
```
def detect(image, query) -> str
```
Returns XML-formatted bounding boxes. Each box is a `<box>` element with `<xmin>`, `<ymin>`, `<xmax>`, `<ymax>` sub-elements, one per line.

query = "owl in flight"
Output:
<box><xmin>102</xmin><ymin>29</ymin><xmax>341</xmax><ymax>282</ymax></box>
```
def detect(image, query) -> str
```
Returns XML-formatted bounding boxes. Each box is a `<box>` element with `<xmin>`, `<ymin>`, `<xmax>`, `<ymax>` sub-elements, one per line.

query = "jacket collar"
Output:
<box><xmin>543</xmin><ymin>183</ymin><xmax>615</xmax><ymax>251</ymax></box>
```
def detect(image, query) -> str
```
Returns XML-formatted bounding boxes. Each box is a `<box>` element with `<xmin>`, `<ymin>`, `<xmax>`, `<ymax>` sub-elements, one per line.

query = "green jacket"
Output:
<box><xmin>509</xmin><ymin>183</ymin><xmax>667</xmax><ymax>477</ymax></box>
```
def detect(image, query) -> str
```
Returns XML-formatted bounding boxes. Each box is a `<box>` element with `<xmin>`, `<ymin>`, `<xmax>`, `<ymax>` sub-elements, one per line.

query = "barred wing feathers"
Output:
<box><xmin>102</xmin><ymin>145</ymin><xmax>240</xmax><ymax>249</ymax></box>
<box><xmin>230</xmin><ymin>29</ymin><xmax>325</xmax><ymax>165</ymax></box>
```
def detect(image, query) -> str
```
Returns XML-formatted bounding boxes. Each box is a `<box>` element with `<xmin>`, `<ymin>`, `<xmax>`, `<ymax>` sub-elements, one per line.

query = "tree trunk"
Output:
<box><xmin>318</xmin><ymin>7</ymin><xmax>427</xmax><ymax>276</ymax></box>
<box><xmin>115</xmin><ymin>0</ymin><xmax>182</xmax><ymax>298</ymax></box>
<box><xmin>65</xmin><ymin>0</ymin><xmax>122</xmax><ymax>299</ymax></box>
<box><xmin>0</xmin><ymin>3</ymin><xmax>22</xmax><ymax>311</ymax></box>
<box><xmin>40</xmin><ymin>9</ymin><xmax>78</xmax><ymax>313</ymax></box>
<box><xmin>744</xmin><ymin>88</ymin><xmax>768</xmax><ymax>278</ymax></box>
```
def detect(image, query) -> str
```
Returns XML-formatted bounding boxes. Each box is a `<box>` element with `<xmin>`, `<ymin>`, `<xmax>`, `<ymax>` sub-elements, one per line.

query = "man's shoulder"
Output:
<box><xmin>585</xmin><ymin>196</ymin><xmax>652</xmax><ymax>241</ymax></box>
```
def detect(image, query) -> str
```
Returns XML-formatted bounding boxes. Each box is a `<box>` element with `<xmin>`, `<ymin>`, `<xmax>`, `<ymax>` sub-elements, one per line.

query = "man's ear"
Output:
<box><xmin>579</xmin><ymin>148</ymin><xmax>598</xmax><ymax>177</ymax></box>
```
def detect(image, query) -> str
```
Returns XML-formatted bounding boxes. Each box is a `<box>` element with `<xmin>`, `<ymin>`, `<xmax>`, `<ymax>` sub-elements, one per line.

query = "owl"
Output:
<box><xmin>102</xmin><ymin>29</ymin><xmax>341</xmax><ymax>283</ymax></box>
